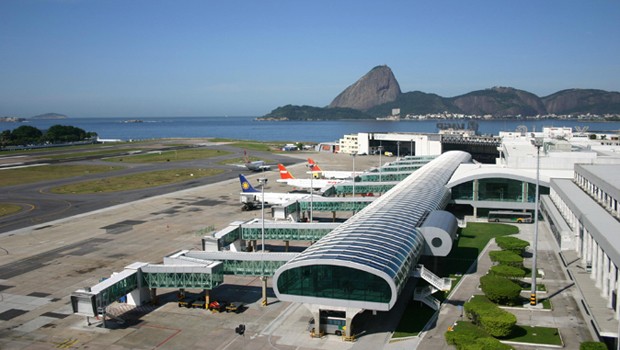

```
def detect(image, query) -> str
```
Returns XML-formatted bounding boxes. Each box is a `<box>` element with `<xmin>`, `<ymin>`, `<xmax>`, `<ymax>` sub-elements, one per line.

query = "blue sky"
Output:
<box><xmin>1</xmin><ymin>1</ymin><xmax>619</xmax><ymax>118</ymax></box>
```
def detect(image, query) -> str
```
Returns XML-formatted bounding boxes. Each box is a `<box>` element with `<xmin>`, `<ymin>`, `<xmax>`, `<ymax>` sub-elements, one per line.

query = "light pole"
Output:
<box><xmin>378</xmin><ymin>145</ymin><xmax>383</xmax><ymax>183</ymax></box>
<box><xmin>397</xmin><ymin>141</ymin><xmax>401</xmax><ymax>172</ymax></box>
<box><xmin>530</xmin><ymin>137</ymin><xmax>543</xmax><ymax>306</ymax></box>
<box><xmin>351</xmin><ymin>152</ymin><xmax>356</xmax><ymax>198</ymax></box>
<box><xmin>257</xmin><ymin>177</ymin><xmax>268</xmax><ymax>306</ymax></box>
<box><xmin>306</xmin><ymin>163</ymin><xmax>315</xmax><ymax>222</ymax></box>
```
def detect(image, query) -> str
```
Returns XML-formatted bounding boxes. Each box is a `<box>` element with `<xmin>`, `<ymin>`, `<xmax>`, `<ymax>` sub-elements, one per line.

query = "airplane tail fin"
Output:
<box><xmin>307</xmin><ymin>158</ymin><xmax>323</xmax><ymax>172</ymax></box>
<box><xmin>243</xmin><ymin>150</ymin><xmax>250</xmax><ymax>164</ymax></box>
<box><xmin>239</xmin><ymin>174</ymin><xmax>259</xmax><ymax>192</ymax></box>
<box><xmin>277</xmin><ymin>164</ymin><xmax>295</xmax><ymax>179</ymax></box>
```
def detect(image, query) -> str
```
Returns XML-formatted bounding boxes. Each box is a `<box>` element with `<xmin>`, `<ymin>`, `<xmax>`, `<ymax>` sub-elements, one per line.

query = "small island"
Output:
<box><xmin>0</xmin><ymin>117</ymin><xmax>26</xmax><ymax>122</ymax></box>
<box><xmin>31</xmin><ymin>113</ymin><xmax>68</xmax><ymax>120</ymax></box>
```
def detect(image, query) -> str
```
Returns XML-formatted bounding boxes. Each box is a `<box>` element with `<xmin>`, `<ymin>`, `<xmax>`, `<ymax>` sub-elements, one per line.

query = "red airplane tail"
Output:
<box><xmin>307</xmin><ymin>158</ymin><xmax>323</xmax><ymax>172</ymax></box>
<box><xmin>277</xmin><ymin>164</ymin><xmax>295</xmax><ymax>179</ymax></box>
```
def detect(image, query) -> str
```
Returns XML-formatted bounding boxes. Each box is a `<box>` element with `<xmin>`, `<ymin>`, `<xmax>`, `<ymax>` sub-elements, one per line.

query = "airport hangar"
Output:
<box><xmin>72</xmin><ymin>129</ymin><xmax>620</xmax><ymax>343</ymax></box>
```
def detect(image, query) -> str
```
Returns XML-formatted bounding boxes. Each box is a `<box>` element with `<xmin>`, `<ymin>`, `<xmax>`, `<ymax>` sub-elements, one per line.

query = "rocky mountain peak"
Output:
<box><xmin>328</xmin><ymin>65</ymin><xmax>401</xmax><ymax>111</ymax></box>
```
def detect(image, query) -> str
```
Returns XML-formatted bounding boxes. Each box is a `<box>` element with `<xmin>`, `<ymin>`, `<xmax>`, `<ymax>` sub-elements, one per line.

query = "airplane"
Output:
<box><xmin>238</xmin><ymin>174</ymin><xmax>321</xmax><ymax>210</ymax></box>
<box><xmin>243</xmin><ymin>150</ymin><xmax>270</xmax><ymax>171</ymax></box>
<box><xmin>306</xmin><ymin>158</ymin><xmax>364</xmax><ymax>179</ymax></box>
<box><xmin>277</xmin><ymin>164</ymin><xmax>345</xmax><ymax>190</ymax></box>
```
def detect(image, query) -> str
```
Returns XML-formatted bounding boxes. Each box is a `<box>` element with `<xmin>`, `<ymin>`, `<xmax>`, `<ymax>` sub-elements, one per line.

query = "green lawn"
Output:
<box><xmin>0</xmin><ymin>204</ymin><xmax>22</xmax><ymax>217</ymax></box>
<box><xmin>499</xmin><ymin>325</ymin><xmax>563</xmax><ymax>345</ymax></box>
<box><xmin>209</xmin><ymin>138</ymin><xmax>297</xmax><ymax>152</ymax></box>
<box><xmin>43</xmin><ymin>148</ymin><xmax>143</xmax><ymax>160</ymax></box>
<box><xmin>0</xmin><ymin>165</ymin><xmax>123</xmax><ymax>187</ymax></box>
<box><xmin>50</xmin><ymin>168</ymin><xmax>225</xmax><ymax>194</ymax></box>
<box><xmin>423</xmin><ymin>222</ymin><xmax>519</xmax><ymax>277</ymax></box>
<box><xmin>218</xmin><ymin>156</ymin><xmax>268</xmax><ymax>166</ymax></box>
<box><xmin>394</xmin><ymin>222</ymin><xmax>519</xmax><ymax>339</ymax></box>
<box><xmin>104</xmin><ymin>148</ymin><xmax>231</xmax><ymax>163</ymax></box>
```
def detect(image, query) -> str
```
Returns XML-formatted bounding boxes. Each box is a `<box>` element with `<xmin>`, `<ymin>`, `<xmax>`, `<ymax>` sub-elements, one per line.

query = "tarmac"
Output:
<box><xmin>0</xmin><ymin>150</ymin><xmax>598</xmax><ymax>349</ymax></box>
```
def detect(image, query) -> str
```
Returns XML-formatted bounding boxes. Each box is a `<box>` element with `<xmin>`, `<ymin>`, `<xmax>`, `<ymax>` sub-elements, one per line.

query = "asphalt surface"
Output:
<box><xmin>0</xmin><ymin>146</ymin><xmax>596</xmax><ymax>349</ymax></box>
<box><xmin>0</xmin><ymin>141</ymin><xmax>300</xmax><ymax>234</ymax></box>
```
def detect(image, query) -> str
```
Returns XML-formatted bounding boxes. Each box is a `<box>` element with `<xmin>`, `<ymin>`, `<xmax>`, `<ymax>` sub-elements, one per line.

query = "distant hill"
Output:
<box><xmin>260</xmin><ymin>66</ymin><xmax>620</xmax><ymax>120</ymax></box>
<box><xmin>260</xmin><ymin>105</ymin><xmax>367</xmax><ymax>121</ymax></box>
<box><xmin>329</xmin><ymin>65</ymin><xmax>401</xmax><ymax>111</ymax></box>
<box><xmin>542</xmin><ymin>89</ymin><xmax>620</xmax><ymax>115</ymax></box>
<box><xmin>31</xmin><ymin>113</ymin><xmax>68</xmax><ymax>119</ymax></box>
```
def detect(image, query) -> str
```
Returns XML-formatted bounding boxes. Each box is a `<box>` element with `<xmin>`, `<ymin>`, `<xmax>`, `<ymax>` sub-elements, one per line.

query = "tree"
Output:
<box><xmin>11</xmin><ymin>125</ymin><xmax>43</xmax><ymax>145</ymax></box>
<box><xmin>495</xmin><ymin>236</ymin><xmax>529</xmax><ymax>256</ymax></box>
<box><xmin>480</xmin><ymin>274</ymin><xmax>522</xmax><ymax>306</ymax></box>
<box><xmin>43</xmin><ymin>125</ymin><xmax>92</xmax><ymax>143</ymax></box>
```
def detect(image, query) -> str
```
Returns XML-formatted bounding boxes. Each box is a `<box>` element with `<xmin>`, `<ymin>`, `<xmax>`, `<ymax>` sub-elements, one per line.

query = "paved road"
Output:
<box><xmin>0</xmin><ymin>141</ymin><xmax>300</xmax><ymax>234</ymax></box>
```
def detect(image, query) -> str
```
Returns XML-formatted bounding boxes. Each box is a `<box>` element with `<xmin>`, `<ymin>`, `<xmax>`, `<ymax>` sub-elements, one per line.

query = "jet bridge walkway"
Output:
<box><xmin>297</xmin><ymin>196</ymin><xmax>375</xmax><ymax>211</ymax></box>
<box><xmin>359</xmin><ymin>171</ymin><xmax>412</xmax><ymax>182</ymax></box>
<box><xmin>71</xmin><ymin>251</ymin><xmax>297</xmax><ymax>317</ymax></box>
<box><xmin>329</xmin><ymin>181</ymin><xmax>398</xmax><ymax>196</ymax></box>
<box><xmin>203</xmin><ymin>220</ymin><xmax>341</xmax><ymax>250</ymax></box>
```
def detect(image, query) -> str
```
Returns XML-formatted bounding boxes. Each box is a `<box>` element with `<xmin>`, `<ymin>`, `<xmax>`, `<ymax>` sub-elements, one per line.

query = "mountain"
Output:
<box><xmin>450</xmin><ymin>87</ymin><xmax>547</xmax><ymax>116</ymax></box>
<box><xmin>31</xmin><ymin>113</ymin><xmax>68</xmax><ymax>119</ymax></box>
<box><xmin>260</xmin><ymin>66</ymin><xmax>620</xmax><ymax>120</ymax></box>
<box><xmin>542</xmin><ymin>89</ymin><xmax>620</xmax><ymax>115</ymax></box>
<box><xmin>365</xmin><ymin>91</ymin><xmax>458</xmax><ymax>116</ymax></box>
<box><xmin>328</xmin><ymin>65</ymin><xmax>401</xmax><ymax>111</ymax></box>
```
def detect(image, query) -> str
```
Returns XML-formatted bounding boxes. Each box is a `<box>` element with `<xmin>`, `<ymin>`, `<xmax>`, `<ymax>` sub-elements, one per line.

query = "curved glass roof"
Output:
<box><xmin>274</xmin><ymin>151</ymin><xmax>471</xmax><ymax>310</ymax></box>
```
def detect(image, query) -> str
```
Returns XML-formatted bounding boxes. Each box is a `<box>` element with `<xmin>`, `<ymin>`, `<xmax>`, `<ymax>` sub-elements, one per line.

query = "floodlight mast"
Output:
<box><xmin>306</xmin><ymin>163</ymin><xmax>315</xmax><ymax>222</ymax></box>
<box><xmin>530</xmin><ymin>137</ymin><xmax>543</xmax><ymax>306</ymax></box>
<box><xmin>257</xmin><ymin>177</ymin><xmax>268</xmax><ymax>306</ymax></box>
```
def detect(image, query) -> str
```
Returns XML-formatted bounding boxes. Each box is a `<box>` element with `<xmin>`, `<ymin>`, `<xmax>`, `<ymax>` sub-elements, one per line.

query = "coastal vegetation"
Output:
<box><xmin>1</xmin><ymin>124</ymin><xmax>97</xmax><ymax>147</ymax></box>
<box><xmin>50</xmin><ymin>168</ymin><xmax>224</xmax><ymax>194</ymax></box>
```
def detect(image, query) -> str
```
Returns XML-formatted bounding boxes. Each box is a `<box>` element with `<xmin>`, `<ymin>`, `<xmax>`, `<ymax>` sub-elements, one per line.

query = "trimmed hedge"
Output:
<box><xmin>480</xmin><ymin>274</ymin><xmax>522</xmax><ymax>306</ymax></box>
<box><xmin>445</xmin><ymin>321</ymin><xmax>514</xmax><ymax>350</ymax></box>
<box><xmin>464</xmin><ymin>295</ymin><xmax>517</xmax><ymax>337</ymax></box>
<box><xmin>489</xmin><ymin>264</ymin><xmax>527</xmax><ymax>279</ymax></box>
<box><xmin>489</xmin><ymin>250</ymin><xmax>523</xmax><ymax>268</ymax></box>
<box><xmin>580</xmin><ymin>342</ymin><xmax>608</xmax><ymax>350</ymax></box>
<box><xmin>495</xmin><ymin>236</ymin><xmax>529</xmax><ymax>256</ymax></box>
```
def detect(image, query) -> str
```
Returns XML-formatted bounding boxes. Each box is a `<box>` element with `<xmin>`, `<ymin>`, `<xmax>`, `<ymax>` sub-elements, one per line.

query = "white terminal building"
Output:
<box><xmin>340</xmin><ymin>126</ymin><xmax>620</xmax><ymax>343</ymax></box>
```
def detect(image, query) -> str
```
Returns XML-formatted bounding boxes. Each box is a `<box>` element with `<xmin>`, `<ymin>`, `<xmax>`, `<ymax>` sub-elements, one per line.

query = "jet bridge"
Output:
<box><xmin>330</xmin><ymin>181</ymin><xmax>398</xmax><ymax>196</ymax></box>
<box><xmin>359</xmin><ymin>171</ymin><xmax>412</xmax><ymax>182</ymax></box>
<box><xmin>71</xmin><ymin>250</ymin><xmax>296</xmax><ymax>318</ymax></box>
<box><xmin>297</xmin><ymin>196</ymin><xmax>375</xmax><ymax>212</ymax></box>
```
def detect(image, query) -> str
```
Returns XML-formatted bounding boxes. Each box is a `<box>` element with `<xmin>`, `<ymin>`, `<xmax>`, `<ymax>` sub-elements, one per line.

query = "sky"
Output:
<box><xmin>1</xmin><ymin>1</ymin><xmax>619</xmax><ymax>118</ymax></box>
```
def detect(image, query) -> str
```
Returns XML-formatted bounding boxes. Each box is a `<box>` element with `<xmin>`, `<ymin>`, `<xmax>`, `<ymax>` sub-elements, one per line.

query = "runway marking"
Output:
<box><xmin>140</xmin><ymin>324</ymin><xmax>182</xmax><ymax>348</ymax></box>
<box><xmin>54</xmin><ymin>338</ymin><xmax>78</xmax><ymax>348</ymax></box>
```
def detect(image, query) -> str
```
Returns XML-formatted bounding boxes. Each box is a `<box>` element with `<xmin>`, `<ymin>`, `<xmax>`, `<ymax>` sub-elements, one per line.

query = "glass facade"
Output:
<box><xmin>451</xmin><ymin>178</ymin><xmax>549</xmax><ymax>202</ymax></box>
<box><xmin>478</xmin><ymin>178</ymin><xmax>523</xmax><ymax>201</ymax></box>
<box><xmin>277</xmin><ymin>265</ymin><xmax>391</xmax><ymax>303</ymax></box>
<box><xmin>274</xmin><ymin>151</ymin><xmax>472</xmax><ymax>309</ymax></box>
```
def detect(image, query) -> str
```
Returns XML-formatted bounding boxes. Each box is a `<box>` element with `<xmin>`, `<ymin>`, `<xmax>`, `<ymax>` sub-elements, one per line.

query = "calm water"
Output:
<box><xmin>2</xmin><ymin>117</ymin><xmax>620</xmax><ymax>143</ymax></box>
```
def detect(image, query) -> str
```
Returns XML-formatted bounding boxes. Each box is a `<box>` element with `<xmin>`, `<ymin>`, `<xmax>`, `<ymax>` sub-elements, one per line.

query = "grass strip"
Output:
<box><xmin>104</xmin><ymin>148</ymin><xmax>231</xmax><ymax>163</ymax></box>
<box><xmin>499</xmin><ymin>325</ymin><xmax>562</xmax><ymax>345</ymax></box>
<box><xmin>1</xmin><ymin>165</ymin><xmax>123</xmax><ymax>187</ymax></box>
<box><xmin>0</xmin><ymin>204</ymin><xmax>22</xmax><ymax>217</ymax></box>
<box><xmin>43</xmin><ymin>148</ymin><xmax>143</xmax><ymax>160</ymax></box>
<box><xmin>425</xmin><ymin>222</ymin><xmax>519</xmax><ymax>277</ymax></box>
<box><xmin>50</xmin><ymin>168</ymin><xmax>224</xmax><ymax>194</ymax></box>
